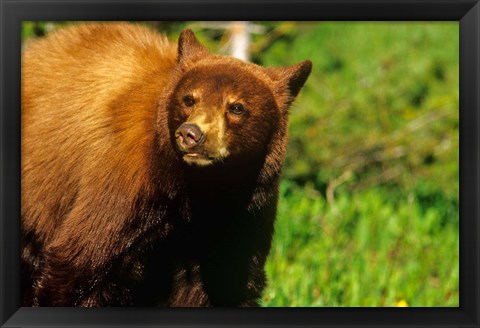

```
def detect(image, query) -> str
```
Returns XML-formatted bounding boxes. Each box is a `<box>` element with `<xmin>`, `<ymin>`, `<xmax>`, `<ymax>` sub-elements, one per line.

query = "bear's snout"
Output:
<box><xmin>175</xmin><ymin>123</ymin><xmax>205</xmax><ymax>150</ymax></box>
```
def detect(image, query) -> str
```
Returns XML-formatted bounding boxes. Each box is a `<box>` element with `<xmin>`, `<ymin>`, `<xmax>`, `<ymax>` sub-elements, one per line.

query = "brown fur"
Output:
<box><xmin>21</xmin><ymin>22</ymin><xmax>311</xmax><ymax>306</ymax></box>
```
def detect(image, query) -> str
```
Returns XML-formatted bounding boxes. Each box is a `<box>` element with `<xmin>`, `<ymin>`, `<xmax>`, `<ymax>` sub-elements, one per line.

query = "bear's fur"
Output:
<box><xmin>21</xmin><ymin>22</ymin><xmax>312</xmax><ymax>306</ymax></box>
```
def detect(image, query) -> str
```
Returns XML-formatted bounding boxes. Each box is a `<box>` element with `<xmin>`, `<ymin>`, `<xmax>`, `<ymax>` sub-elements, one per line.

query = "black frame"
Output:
<box><xmin>1</xmin><ymin>0</ymin><xmax>478</xmax><ymax>327</ymax></box>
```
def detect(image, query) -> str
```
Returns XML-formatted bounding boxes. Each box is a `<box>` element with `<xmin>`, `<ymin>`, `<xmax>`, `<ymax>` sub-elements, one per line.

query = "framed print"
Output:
<box><xmin>1</xmin><ymin>0</ymin><xmax>479</xmax><ymax>327</ymax></box>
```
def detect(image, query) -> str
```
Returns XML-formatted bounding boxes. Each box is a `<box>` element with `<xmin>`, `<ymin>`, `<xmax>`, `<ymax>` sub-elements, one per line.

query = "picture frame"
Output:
<box><xmin>1</xmin><ymin>0</ymin><xmax>478</xmax><ymax>327</ymax></box>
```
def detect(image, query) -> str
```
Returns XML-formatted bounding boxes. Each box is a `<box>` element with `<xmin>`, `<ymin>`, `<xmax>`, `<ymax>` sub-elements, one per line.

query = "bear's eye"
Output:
<box><xmin>228</xmin><ymin>103</ymin><xmax>246</xmax><ymax>116</ymax></box>
<box><xmin>183</xmin><ymin>95</ymin><xmax>195</xmax><ymax>107</ymax></box>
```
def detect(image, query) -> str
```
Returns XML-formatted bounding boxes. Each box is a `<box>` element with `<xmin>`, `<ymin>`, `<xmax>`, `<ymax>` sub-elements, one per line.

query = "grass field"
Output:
<box><xmin>261</xmin><ymin>182</ymin><xmax>459</xmax><ymax>307</ymax></box>
<box><xmin>260</xmin><ymin>22</ymin><xmax>459</xmax><ymax>307</ymax></box>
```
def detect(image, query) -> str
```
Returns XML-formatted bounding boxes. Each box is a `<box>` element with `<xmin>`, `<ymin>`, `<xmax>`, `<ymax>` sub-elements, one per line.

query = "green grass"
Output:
<box><xmin>261</xmin><ymin>181</ymin><xmax>459</xmax><ymax>307</ymax></box>
<box><xmin>258</xmin><ymin>22</ymin><xmax>459</xmax><ymax>307</ymax></box>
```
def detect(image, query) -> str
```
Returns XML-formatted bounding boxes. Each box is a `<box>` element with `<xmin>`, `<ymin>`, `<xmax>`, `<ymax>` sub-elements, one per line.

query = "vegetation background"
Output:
<box><xmin>22</xmin><ymin>21</ymin><xmax>459</xmax><ymax>307</ymax></box>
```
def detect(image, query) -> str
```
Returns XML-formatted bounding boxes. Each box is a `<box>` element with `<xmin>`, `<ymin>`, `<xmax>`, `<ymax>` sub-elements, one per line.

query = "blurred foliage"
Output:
<box><xmin>22</xmin><ymin>21</ymin><xmax>459</xmax><ymax>307</ymax></box>
<box><xmin>258</xmin><ymin>22</ymin><xmax>458</xmax><ymax>201</ymax></box>
<box><xmin>257</xmin><ymin>22</ymin><xmax>459</xmax><ymax>307</ymax></box>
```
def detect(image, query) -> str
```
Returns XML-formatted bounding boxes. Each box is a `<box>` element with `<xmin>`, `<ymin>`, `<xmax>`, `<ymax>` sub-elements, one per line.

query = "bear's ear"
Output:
<box><xmin>266</xmin><ymin>60</ymin><xmax>312</xmax><ymax>104</ymax></box>
<box><xmin>177</xmin><ymin>29</ymin><xmax>211</xmax><ymax>65</ymax></box>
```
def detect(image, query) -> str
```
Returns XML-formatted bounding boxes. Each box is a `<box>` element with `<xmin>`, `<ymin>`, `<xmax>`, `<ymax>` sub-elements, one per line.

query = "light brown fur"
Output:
<box><xmin>22</xmin><ymin>23</ymin><xmax>177</xmax><ymax>245</ymax></box>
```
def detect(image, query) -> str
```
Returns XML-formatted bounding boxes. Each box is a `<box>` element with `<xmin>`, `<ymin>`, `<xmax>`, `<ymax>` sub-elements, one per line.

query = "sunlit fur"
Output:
<box><xmin>21</xmin><ymin>22</ymin><xmax>311</xmax><ymax>306</ymax></box>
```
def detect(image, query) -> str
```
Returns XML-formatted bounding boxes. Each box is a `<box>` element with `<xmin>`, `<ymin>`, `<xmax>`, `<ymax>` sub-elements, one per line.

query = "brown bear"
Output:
<box><xmin>21</xmin><ymin>22</ymin><xmax>311</xmax><ymax>306</ymax></box>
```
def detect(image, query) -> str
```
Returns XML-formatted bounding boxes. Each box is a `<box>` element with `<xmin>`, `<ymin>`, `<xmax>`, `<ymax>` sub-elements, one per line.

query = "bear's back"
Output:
<box><xmin>21</xmin><ymin>23</ymin><xmax>177</xmax><ymax>243</ymax></box>
<box><xmin>22</xmin><ymin>23</ymin><xmax>177</xmax><ymax>119</ymax></box>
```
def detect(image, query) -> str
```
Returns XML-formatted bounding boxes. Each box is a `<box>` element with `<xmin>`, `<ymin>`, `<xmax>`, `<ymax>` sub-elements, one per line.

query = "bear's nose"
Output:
<box><xmin>175</xmin><ymin>123</ymin><xmax>205</xmax><ymax>148</ymax></box>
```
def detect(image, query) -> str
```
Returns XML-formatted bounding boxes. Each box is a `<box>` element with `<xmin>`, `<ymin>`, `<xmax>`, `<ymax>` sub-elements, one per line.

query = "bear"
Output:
<box><xmin>21</xmin><ymin>22</ymin><xmax>312</xmax><ymax>307</ymax></box>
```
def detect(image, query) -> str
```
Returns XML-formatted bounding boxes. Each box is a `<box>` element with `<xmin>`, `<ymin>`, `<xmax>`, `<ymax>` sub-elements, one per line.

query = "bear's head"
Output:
<box><xmin>165</xmin><ymin>29</ymin><xmax>311</xmax><ymax>172</ymax></box>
